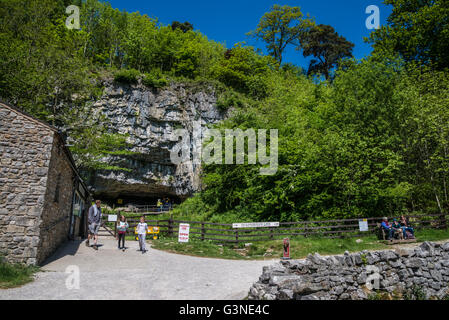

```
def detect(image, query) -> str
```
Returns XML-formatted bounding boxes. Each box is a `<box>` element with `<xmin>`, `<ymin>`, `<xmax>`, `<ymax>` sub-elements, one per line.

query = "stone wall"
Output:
<box><xmin>248</xmin><ymin>241</ymin><xmax>449</xmax><ymax>300</ymax></box>
<box><xmin>37</xmin><ymin>134</ymin><xmax>75</xmax><ymax>264</ymax></box>
<box><xmin>0</xmin><ymin>105</ymin><xmax>54</xmax><ymax>265</ymax></box>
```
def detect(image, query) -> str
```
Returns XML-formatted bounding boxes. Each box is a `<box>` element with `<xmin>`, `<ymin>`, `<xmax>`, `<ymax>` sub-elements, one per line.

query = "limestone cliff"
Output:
<box><xmin>89</xmin><ymin>80</ymin><xmax>227</xmax><ymax>202</ymax></box>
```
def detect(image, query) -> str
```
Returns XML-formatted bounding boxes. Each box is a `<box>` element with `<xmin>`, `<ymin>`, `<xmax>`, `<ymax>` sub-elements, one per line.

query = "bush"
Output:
<box><xmin>216</xmin><ymin>90</ymin><xmax>246</xmax><ymax>112</ymax></box>
<box><xmin>142</xmin><ymin>71</ymin><xmax>169</xmax><ymax>88</ymax></box>
<box><xmin>114</xmin><ymin>69</ymin><xmax>141</xmax><ymax>84</ymax></box>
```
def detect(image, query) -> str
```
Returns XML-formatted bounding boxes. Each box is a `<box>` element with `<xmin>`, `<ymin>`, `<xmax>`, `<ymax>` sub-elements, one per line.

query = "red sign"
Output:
<box><xmin>178</xmin><ymin>223</ymin><xmax>190</xmax><ymax>243</ymax></box>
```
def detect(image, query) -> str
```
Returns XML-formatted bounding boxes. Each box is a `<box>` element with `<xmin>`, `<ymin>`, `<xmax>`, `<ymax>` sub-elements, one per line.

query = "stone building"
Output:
<box><xmin>0</xmin><ymin>101</ymin><xmax>91</xmax><ymax>265</ymax></box>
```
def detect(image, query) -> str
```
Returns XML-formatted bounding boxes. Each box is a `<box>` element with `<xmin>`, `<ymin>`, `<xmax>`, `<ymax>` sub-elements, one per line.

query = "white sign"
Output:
<box><xmin>178</xmin><ymin>224</ymin><xmax>190</xmax><ymax>243</ymax></box>
<box><xmin>232</xmin><ymin>222</ymin><xmax>280</xmax><ymax>229</ymax></box>
<box><xmin>359</xmin><ymin>219</ymin><xmax>369</xmax><ymax>232</ymax></box>
<box><xmin>108</xmin><ymin>215</ymin><xmax>118</xmax><ymax>222</ymax></box>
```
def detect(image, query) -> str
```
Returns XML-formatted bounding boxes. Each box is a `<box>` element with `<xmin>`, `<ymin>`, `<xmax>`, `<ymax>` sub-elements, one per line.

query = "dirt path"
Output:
<box><xmin>0</xmin><ymin>237</ymin><xmax>277</xmax><ymax>300</ymax></box>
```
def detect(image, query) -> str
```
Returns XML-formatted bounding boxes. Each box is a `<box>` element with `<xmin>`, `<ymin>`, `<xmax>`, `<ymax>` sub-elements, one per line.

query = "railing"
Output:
<box><xmin>101</xmin><ymin>213</ymin><xmax>448</xmax><ymax>244</ymax></box>
<box><xmin>111</xmin><ymin>205</ymin><xmax>173</xmax><ymax>215</ymax></box>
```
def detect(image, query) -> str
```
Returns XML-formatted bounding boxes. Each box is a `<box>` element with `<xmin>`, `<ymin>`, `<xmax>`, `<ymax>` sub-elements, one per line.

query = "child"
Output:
<box><xmin>117</xmin><ymin>215</ymin><xmax>129</xmax><ymax>251</ymax></box>
<box><xmin>136</xmin><ymin>216</ymin><xmax>148</xmax><ymax>254</ymax></box>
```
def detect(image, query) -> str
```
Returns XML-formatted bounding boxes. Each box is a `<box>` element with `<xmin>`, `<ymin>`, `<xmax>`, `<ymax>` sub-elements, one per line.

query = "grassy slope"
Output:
<box><xmin>150</xmin><ymin>229</ymin><xmax>449</xmax><ymax>260</ymax></box>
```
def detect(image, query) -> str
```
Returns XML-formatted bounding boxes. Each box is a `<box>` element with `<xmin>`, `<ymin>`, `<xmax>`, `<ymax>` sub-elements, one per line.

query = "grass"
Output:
<box><xmin>0</xmin><ymin>258</ymin><xmax>39</xmax><ymax>289</ymax></box>
<box><xmin>149</xmin><ymin>229</ymin><xmax>449</xmax><ymax>260</ymax></box>
<box><xmin>150</xmin><ymin>235</ymin><xmax>390</xmax><ymax>260</ymax></box>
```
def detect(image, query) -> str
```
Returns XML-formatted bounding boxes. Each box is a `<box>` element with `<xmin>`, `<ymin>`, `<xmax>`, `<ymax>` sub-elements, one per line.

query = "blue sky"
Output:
<box><xmin>105</xmin><ymin>0</ymin><xmax>392</xmax><ymax>69</ymax></box>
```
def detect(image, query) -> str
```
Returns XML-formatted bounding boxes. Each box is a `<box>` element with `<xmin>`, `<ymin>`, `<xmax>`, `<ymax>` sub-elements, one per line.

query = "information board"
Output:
<box><xmin>359</xmin><ymin>219</ymin><xmax>369</xmax><ymax>232</ymax></box>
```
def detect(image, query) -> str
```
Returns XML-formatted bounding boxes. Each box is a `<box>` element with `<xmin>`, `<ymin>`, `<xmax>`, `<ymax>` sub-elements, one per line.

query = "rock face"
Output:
<box><xmin>90</xmin><ymin>81</ymin><xmax>227</xmax><ymax>202</ymax></box>
<box><xmin>248</xmin><ymin>241</ymin><xmax>449</xmax><ymax>300</ymax></box>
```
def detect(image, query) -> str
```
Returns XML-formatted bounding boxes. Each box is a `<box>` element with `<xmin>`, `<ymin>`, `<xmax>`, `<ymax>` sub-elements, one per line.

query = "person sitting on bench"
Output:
<box><xmin>381</xmin><ymin>217</ymin><xmax>394</xmax><ymax>240</ymax></box>
<box><xmin>391</xmin><ymin>219</ymin><xmax>404</xmax><ymax>239</ymax></box>
<box><xmin>400</xmin><ymin>215</ymin><xmax>415</xmax><ymax>239</ymax></box>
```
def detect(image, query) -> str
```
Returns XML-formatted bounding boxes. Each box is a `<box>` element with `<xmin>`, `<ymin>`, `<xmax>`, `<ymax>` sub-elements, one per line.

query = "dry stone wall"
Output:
<box><xmin>248</xmin><ymin>241</ymin><xmax>449</xmax><ymax>300</ymax></box>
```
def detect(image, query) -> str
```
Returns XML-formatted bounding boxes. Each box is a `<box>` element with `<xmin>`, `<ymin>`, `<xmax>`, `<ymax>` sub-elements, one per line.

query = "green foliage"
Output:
<box><xmin>404</xmin><ymin>285</ymin><xmax>426</xmax><ymax>300</ymax></box>
<box><xmin>171</xmin><ymin>21</ymin><xmax>194</xmax><ymax>33</ymax></box>
<box><xmin>247</xmin><ymin>4</ymin><xmax>315</xmax><ymax>66</ymax></box>
<box><xmin>216</xmin><ymin>89</ymin><xmax>247</xmax><ymax>112</ymax></box>
<box><xmin>193</xmin><ymin>55</ymin><xmax>449</xmax><ymax>222</ymax></box>
<box><xmin>212</xmin><ymin>44</ymin><xmax>275</xmax><ymax>98</ymax></box>
<box><xmin>299</xmin><ymin>24</ymin><xmax>354</xmax><ymax>80</ymax></box>
<box><xmin>114</xmin><ymin>68</ymin><xmax>141</xmax><ymax>84</ymax></box>
<box><xmin>142</xmin><ymin>70</ymin><xmax>169</xmax><ymax>88</ymax></box>
<box><xmin>368</xmin><ymin>0</ymin><xmax>449</xmax><ymax>71</ymax></box>
<box><xmin>0</xmin><ymin>257</ymin><xmax>39</xmax><ymax>289</ymax></box>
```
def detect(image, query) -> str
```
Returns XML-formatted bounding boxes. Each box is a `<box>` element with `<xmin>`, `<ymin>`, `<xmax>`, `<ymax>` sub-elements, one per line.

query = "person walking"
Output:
<box><xmin>86</xmin><ymin>200</ymin><xmax>102</xmax><ymax>250</ymax></box>
<box><xmin>117</xmin><ymin>215</ymin><xmax>129</xmax><ymax>251</ymax></box>
<box><xmin>136</xmin><ymin>216</ymin><xmax>148</xmax><ymax>254</ymax></box>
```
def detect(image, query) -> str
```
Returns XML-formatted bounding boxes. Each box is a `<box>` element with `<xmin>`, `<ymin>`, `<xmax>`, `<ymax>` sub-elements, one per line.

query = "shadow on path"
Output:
<box><xmin>40</xmin><ymin>240</ymin><xmax>83</xmax><ymax>267</ymax></box>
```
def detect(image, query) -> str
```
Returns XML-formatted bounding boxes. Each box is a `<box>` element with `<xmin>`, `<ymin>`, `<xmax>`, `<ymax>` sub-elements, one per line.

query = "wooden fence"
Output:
<box><xmin>102</xmin><ymin>213</ymin><xmax>448</xmax><ymax>244</ymax></box>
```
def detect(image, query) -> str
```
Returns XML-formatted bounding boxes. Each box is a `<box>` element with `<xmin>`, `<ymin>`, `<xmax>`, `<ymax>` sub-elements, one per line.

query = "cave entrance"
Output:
<box><xmin>102</xmin><ymin>194</ymin><xmax>183</xmax><ymax>209</ymax></box>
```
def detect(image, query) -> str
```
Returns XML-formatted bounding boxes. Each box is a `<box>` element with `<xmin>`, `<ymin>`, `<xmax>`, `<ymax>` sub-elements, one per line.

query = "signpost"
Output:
<box><xmin>178</xmin><ymin>223</ymin><xmax>190</xmax><ymax>243</ymax></box>
<box><xmin>232</xmin><ymin>222</ymin><xmax>280</xmax><ymax>229</ymax></box>
<box><xmin>359</xmin><ymin>219</ymin><xmax>369</xmax><ymax>232</ymax></box>
<box><xmin>108</xmin><ymin>215</ymin><xmax>118</xmax><ymax>222</ymax></box>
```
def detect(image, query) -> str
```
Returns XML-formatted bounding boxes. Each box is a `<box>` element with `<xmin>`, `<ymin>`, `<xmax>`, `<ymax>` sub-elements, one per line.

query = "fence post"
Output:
<box><xmin>168</xmin><ymin>215</ymin><xmax>174</xmax><ymax>237</ymax></box>
<box><xmin>270</xmin><ymin>228</ymin><xmax>274</xmax><ymax>240</ymax></box>
<box><xmin>440</xmin><ymin>212</ymin><xmax>447</xmax><ymax>229</ymax></box>
<box><xmin>235</xmin><ymin>230</ymin><xmax>239</xmax><ymax>244</ymax></box>
<box><xmin>114</xmin><ymin>220</ymin><xmax>117</xmax><ymax>238</ymax></box>
<box><xmin>201</xmin><ymin>223</ymin><xmax>205</xmax><ymax>241</ymax></box>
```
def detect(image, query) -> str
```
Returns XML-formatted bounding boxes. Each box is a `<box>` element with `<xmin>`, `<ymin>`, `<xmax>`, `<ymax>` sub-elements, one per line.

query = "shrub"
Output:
<box><xmin>216</xmin><ymin>90</ymin><xmax>246</xmax><ymax>112</ymax></box>
<box><xmin>142</xmin><ymin>71</ymin><xmax>169</xmax><ymax>88</ymax></box>
<box><xmin>114</xmin><ymin>69</ymin><xmax>141</xmax><ymax>84</ymax></box>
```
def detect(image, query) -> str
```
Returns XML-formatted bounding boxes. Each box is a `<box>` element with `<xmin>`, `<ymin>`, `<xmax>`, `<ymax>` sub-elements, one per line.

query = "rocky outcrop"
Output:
<box><xmin>248</xmin><ymin>241</ymin><xmax>449</xmax><ymax>300</ymax></box>
<box><xmin>89</xmin><ymin>80</ymin><xmax>227</xmax><ymax>201</ymax></box>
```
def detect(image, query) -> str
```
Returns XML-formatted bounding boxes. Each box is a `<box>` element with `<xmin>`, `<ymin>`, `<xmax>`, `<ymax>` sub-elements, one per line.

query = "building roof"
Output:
<box><xmin>0</xmin><ymin>100</ymin><xmax>91</xmax><ymax>198</ymax></box>
<box><xmin>0</xmin><ymin>100</ymin><xmax>59</xmax><ymax>133</ymax></box>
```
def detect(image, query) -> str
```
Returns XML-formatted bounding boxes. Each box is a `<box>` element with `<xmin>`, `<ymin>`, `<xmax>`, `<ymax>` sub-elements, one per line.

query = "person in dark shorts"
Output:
<box><xmin>86</xmin><ymin>200</ymin><xmax>102</xmax><ymax>250</ymax></box>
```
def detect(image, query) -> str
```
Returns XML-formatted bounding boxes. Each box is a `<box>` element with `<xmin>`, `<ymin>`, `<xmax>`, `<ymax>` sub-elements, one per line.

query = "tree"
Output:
<box><xmin>171</xmin><ymin>21</ymin><xmax>194</xmax><ymax>33</ymax></box>
<box><xmin>368</xmin><ymin>0</ymin><xmax>449</xmax><ymax>70</ymax></box>
<box><xmin>299</xmin><ymin>24</ymin><xmax>354</xmax><ymax>80</ymax></box>
<box><xmin>247</xmin><ymin>5</ymin><xmax>314</xmax><ymax>66</ymax></box>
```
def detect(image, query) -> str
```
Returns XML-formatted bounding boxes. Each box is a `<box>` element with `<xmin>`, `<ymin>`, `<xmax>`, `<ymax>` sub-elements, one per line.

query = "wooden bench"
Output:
<box><xmin>376</xmin><ymin>223</ymin><xmax>417</xmax><ymax>244</ymax></box>
<box><xmin>382</xmin><ymin>239</ymin><xmax>417</xmax><ymax>245</ymax></box>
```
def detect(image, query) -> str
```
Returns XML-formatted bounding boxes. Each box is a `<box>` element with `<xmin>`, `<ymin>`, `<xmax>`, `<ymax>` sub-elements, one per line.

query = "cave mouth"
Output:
<box><xmin>99</xmin><ymin>194</ymin><xmax>184</xmax><ymax>209</ymax></box>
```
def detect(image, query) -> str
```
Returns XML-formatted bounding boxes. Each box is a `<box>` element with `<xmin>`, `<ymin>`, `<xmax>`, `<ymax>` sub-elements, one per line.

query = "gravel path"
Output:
<box><xmin>0</xmin><ymin>237</ymin><xmax>276</xmax><ymax>300</ymax></box>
